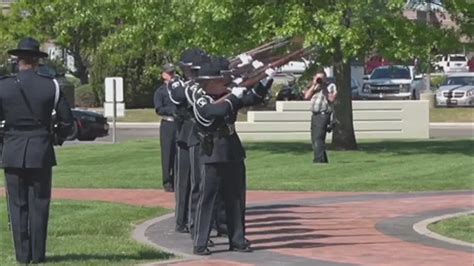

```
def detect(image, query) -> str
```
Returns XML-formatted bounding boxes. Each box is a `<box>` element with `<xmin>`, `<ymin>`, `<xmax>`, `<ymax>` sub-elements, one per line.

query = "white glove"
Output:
<box><xmin>237</xmin><ymin>54</ymin><xmax>253</xmax><ymax>67</ymax></box>
<box><xmin>265</xmin><ymin>68</ymin><xmax>276</xmax><ymax>78</ymax></box>
<box><xmin>231</xmin><ymin>86</ymin><xmax>246</xmax><ymax>99</ymax></box>
<box><xmin>232</xmin><ymin>77</ymin><xmax>243</xmax><ymax>85</ymax></box>
<box><xmin>252</xmin><ymin>60</ymin><xmax>264</xmax><ymax>69</ymax></box>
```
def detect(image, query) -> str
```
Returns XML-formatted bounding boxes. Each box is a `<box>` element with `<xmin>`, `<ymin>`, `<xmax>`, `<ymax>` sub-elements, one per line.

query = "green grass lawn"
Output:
<box><xmin>115</xmin><ymin>108</ymin><xmax>248</xmax><ymax>122</ymax></box>
<box><xmin>430</xmin><ymin>107</ymin><xmax>474</xmax><ymax>123</ymax></box>
<box><xmin>0</xmin><ymin>200</ymin><xmax>172</xmax><ymax>266</ymax></box>
<box><xmin>428</xmin><ymin>214</ymin><xmax>474</xmax><ymax>243</ymax></box>
<box><xmin>116</xmin><ymin>109</ymin><xmax>160</xmax><ymax>123</ymax></box>
<box><xmin>115</xmin><ymin>107</ymin><xmax>473</xmax><ymax>123</ymax></box>
<box><xmin>1</xmin><ymin>139</ymin><xmax>471</xmax><ymax>192</ymax></box>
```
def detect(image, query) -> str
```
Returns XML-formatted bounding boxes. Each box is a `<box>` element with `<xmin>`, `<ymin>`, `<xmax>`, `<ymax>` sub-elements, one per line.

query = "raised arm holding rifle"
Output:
<box><xmin>215</xmin><ymin>46</ymin><xmax>315</xmax><ymax>104</ymax></box>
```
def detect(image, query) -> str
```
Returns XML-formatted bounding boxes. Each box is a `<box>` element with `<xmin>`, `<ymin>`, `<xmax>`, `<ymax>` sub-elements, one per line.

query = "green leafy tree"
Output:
<box><xmin>90</xmin><ymin>1</ymin><xmax>171</xmax><ymax>108</ymax></box>
<box><xmin>167</xmin><ymin>0</ymin><xmax>465</xmax><ymax>149</ymax></box>
<box><xmin>1</xmin><ymin>0</ymin><xmax>126</xmax><ymax>84</ymax></box>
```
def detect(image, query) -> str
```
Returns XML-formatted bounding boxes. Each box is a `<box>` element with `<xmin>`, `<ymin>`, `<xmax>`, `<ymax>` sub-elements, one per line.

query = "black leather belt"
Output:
<box><xmin>313</xmin><ymin>111</ymin><xmax>330</xmax><ymax>115</ymax></box>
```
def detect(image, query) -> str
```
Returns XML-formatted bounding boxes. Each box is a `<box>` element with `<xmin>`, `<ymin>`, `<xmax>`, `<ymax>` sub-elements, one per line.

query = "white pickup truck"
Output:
<box><xmin>359</xmin><ymin>65</ymin><xmax>424</xmax><ymax>100</ymax></box>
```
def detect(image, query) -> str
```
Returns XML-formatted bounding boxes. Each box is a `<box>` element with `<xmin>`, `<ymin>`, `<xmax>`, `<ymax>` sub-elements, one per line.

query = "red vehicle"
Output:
<box><xmin>468</xmin><ymin>57</ymin><xmax>474</xmax><ymax>72</ymax></box>
<box><xmin>365</xmin><ymin>55</ymin><xmax>391</xmax><ymax>74</ymax></box>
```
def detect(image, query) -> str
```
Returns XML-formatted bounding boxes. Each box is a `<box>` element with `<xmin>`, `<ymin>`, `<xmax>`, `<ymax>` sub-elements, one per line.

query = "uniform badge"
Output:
<box><xmin>171</xmin><ymin>81</ymin><xmax>181</xmax><ymax>89</ymax></box>
<box><xmin>196</xmin><ymin>97</ymin><xmax>208</xmax><ymax>107</ymax></box>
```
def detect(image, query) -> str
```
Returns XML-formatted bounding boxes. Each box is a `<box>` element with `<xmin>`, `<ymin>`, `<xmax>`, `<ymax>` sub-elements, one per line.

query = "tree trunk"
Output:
<box><xmin>70</xmin><ymin>49</ymin><xmax>89</xmax><ymax>85</ymax></box>
<box><xmin>331</xmin><ymin>42</ymin><xmax>358</xmax><ymax>150</ymax></box>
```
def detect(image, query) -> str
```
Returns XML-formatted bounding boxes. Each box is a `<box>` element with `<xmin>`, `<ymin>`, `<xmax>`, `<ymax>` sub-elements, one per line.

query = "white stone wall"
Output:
<box><xmin>236</xmin><ymin>100</ymin><xmax>430</xmax><ymax>141</ymax></box>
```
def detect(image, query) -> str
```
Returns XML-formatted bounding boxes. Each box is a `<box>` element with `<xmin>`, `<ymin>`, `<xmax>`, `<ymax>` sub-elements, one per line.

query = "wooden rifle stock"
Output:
<box><xmin>215</xmin><ymin>47</ymin><xmax>315</xmax><ymax>104</ymax></box>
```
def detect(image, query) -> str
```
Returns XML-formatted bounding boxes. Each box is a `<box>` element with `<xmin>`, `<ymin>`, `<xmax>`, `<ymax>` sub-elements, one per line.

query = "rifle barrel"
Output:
<box><xmin>215</xmin><ymin>46</ymin><xmax>316</xmax><ymax>104</ymax></box>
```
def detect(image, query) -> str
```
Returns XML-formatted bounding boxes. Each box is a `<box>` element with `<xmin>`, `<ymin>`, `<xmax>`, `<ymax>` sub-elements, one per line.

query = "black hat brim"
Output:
<box><xmin>8</xmin><ymin>49</ymin><xmax>48</xmax><ymax>58</ymax></box>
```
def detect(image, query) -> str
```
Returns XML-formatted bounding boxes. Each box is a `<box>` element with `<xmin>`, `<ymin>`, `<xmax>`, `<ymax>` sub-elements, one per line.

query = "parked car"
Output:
<box><xmin>276</xmin><ymin>58</ymin><xmax>311</xmax><ymax>74</ymax></box>
<box><xmin>327</xmin><ymin>77</ymin><xmax>361</xmax><ymax>100</ymax></box>
<box><xmin>68</xmin><ymin>109</ymin><xmax>109</xmax><ymax>141</ymax></box>
<box><xmin>434</xmin><ymin>54</ymin><xmax>469</xmax><ymax>73</ymax></box>
<box><xmin>360</xmin><ymin>65</ymin><xmax>423</xmax><ymax>100</ymax></box>
<box><xmin>275</xmin><ymin>76</ymin><xmax>360</xmax><ymax>101</ymax></box>
<box><xmin>0</xmin><ymin>109</ymin><xmax>108</xmax><ymax>142</ymax></box>
<box><xmin>350</xmin><ymin>78</ymin><xmax>362</xmax><ymax>100</ymax></box>
<box><xmin>435</xmin><ymin>72</ymin><xmax>474</xmax><ymax>107</ymax></box>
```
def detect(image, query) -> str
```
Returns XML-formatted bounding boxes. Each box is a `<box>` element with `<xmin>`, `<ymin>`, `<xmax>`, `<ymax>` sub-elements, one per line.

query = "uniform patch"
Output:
<box><xmin>171</xmin><ymin>81</ymin><xmax>181</xmax><ymax>89</ymax></box>
<box><xmin>196</xmin><ymin>97</ymin><xmax>208</xmax><ymax>107</ymax></box>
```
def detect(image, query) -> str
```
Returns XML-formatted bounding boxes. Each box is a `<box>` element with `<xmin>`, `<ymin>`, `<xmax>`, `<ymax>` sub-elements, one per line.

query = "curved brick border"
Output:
<box><xmin>375</xmin><ymin>207</ymin><xmax>474</xmax><ymax>253</ymax></box>
<box><xmin>139</xmin><ymin>191</ymin><xmax>473</xmax><ymax>266</ymax></box>
<box><xmin>413</xmin><ymin>210</ymin><xmax>474</xmax><ymax>248</ymax></box>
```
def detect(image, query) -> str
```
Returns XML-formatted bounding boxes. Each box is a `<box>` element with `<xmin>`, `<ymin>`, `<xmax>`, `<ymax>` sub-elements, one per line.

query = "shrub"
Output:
<box><xmin>66</xmin><ymin>75</ymin><xmax>82</xmax><ymax>88</ymax></box>
<box><xmin>75</xmin><ymin>84</ymin><xmax>98</xmax><ymax>107</ymax></box>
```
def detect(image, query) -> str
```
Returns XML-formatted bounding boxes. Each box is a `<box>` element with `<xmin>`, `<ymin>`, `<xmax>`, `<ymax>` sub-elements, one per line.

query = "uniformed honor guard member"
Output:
<box><xmin>168</xmin><ymin>48</ymin><xmax>211</xmax><ymax>236</ymax></box>
<box><xmin>0</xmin><ymin>37</ymin><xmax>74</xmax><ymax>264</ymax></box>
<box><xmin>154</xmin><ymin>63</ymin><xmax>178</xmax><ymax>192</ymax></box>
<box><xmin>304</xmin><ymin>70</ymin><xmax>337</xmax><ymax>163</ymax></box>
<box><xmin>191</xmin><ymin>60</ymin><xmax>274</xmax><ymax>255</ymax></box>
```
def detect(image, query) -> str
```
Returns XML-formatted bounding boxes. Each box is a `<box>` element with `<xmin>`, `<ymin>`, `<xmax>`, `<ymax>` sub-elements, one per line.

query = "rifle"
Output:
<box><xmin>215</xmin><ymin>46</ymin><xmax>318</xmax><ymax>104</ymax></box>
<box><xmin>229</xmin><ymin>55</ymin><xmax>284</xmax><ymax>77</ymax></box>
<box><xmin>228</xmin><ymin>37</ymin><xmax>292</xmax><ymax>69</ymax></box>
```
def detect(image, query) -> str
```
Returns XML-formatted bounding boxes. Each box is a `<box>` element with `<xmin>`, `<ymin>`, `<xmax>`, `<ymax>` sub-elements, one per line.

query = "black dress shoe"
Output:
<box><xmin>175</xmin><ymin>226</ymin><xmax>190</xmax><ymax>233</ymax></box>
<box><xmin>229</xmin><ymin>245</ymin><xmax>252</xmax><ymax>253</ymax></box>
<box><xmin>193</xmin><ymin>247</ymin><xmax>212</xmax><ymax>256</ymax></box>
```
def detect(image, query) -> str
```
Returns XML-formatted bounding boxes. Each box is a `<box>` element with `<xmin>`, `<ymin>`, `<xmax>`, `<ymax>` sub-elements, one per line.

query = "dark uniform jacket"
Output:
<box><xmin>0</xmin><ymin>69</ymin><xmax>74</xmax><ymax>168</ymax></box>
<box><xmin>194</xmin><ymin>79</ymin><xmax>272</xmax><ymax>164</ymax></box>
<box><xmin>153</xmin><ymin>83</ymin><xmax>177</xmax><ymax>117</ymax></box>
<box><xmin>168</xmin><ymin>78</ymin><xmax>200</xmax><ymax>147</ymax></box>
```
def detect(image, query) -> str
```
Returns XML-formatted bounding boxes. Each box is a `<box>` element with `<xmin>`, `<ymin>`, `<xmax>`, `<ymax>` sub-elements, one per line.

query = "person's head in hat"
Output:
<box><xmin>161</xmin><ymin>62</ymin><xmax>176</xmax><ymax>84</ymax></box>
<box><xmin>211</xmin><ymin>55</ymin><xmax>233</xmax><ymax>80</ymax></box>
<box><xmin>8</xmin><ymin>37</ymin><xmax>48</xmax><ymax>71</ymax></box>
<box><xmin>196</xmin><ymin>60</ymin><xmax>230</xmax><ymax>96</ymax></box>
<box><xmin>179</xmin><ymin>48</ymin><xmax>210</xmax><ymax>80</ymax></box>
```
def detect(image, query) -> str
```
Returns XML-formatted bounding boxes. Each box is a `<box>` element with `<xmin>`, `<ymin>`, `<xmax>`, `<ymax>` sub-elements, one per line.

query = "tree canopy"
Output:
<box><xmin>1</xmin><ymin>0</ymin><xmax>471</xmax><ymax>148</ymax></box>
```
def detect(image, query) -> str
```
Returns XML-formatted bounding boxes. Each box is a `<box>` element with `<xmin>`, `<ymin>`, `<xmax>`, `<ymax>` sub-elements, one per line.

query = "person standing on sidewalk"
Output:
<box><xmin>304</xmin><ymin>70</ymin><xmax>337</xmax><ymax>163</ymax></box>
<box><xmin>154</xmin><ymin>63</ymin><xmax>178</xmax><ymax>192</ymax></box>
<box><xmin>0</xmin><ymin>37</ymin><xmax>74</xmax><ymax>264</ymax></box>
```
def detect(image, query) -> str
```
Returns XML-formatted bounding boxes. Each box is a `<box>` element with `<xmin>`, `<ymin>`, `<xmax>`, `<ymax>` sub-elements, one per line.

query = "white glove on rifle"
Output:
<box><xmin>265</xmin><ymin>68</ymin><xmax>276</xmax><ymax>79</ymax></box>
<box><xmin>231</xmin><ymin>86</ymin><xmax>246</xmax><ymax>99</ymax></box>
<box><xmin>252</xmin><ymin>60</ymin><xmax>264</xmax><ymax>69</ymax></box>
<box><xmin>232</xmin><ymin>77</ymin><xmax>243</xmax><ymax>85</ymax></box>
<box><xmin>237</xmin><ymin>54</ymin><xmax>253</xmax><ymax>67</ymax></box>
